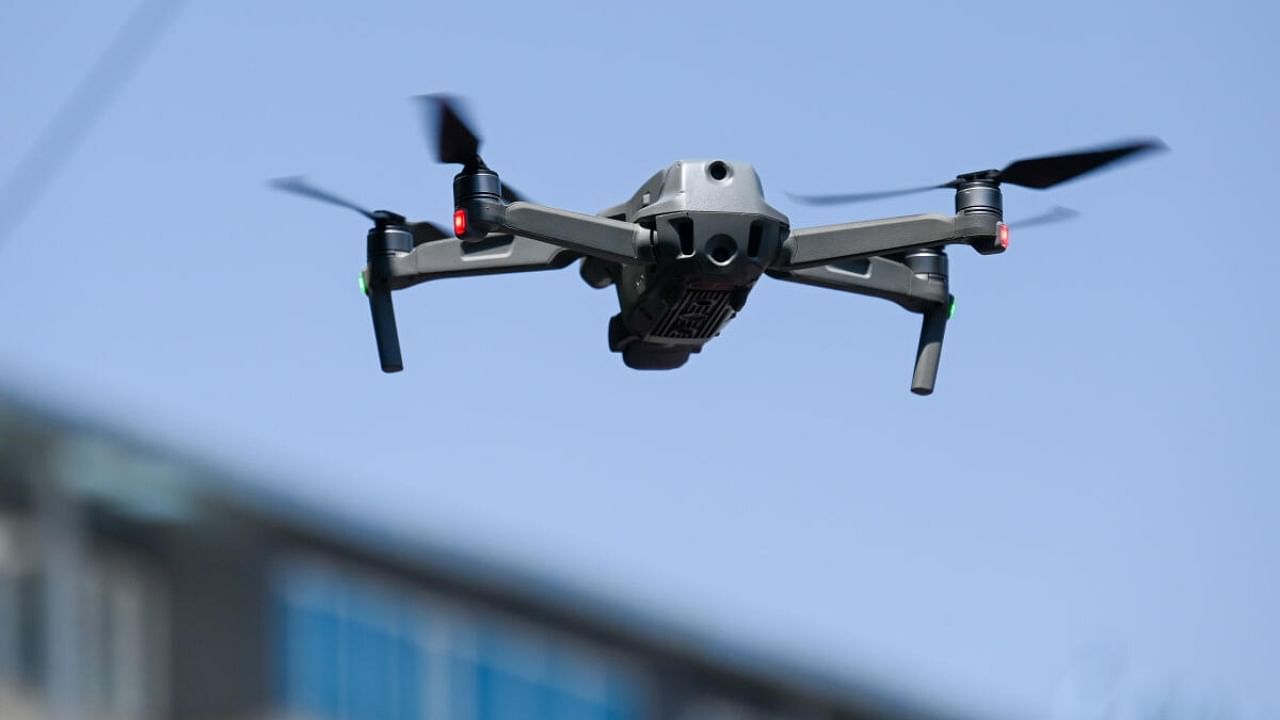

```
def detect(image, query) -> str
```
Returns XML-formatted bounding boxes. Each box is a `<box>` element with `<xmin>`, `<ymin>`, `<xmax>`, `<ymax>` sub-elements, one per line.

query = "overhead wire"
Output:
<box><xmin>0</xmin><ymin>0</ymin><xmax>189</xmax><ymax>253</ymax></box>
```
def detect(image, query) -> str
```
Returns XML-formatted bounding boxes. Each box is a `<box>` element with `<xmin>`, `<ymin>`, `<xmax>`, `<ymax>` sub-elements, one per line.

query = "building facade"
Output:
<box><xmin>0</xmin><ymin>391</ymin><xmax>963</xmax><ymax>720</ymax></box>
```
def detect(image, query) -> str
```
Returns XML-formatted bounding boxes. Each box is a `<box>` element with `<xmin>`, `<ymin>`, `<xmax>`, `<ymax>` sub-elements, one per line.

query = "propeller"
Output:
<box><xmin>419</xmin><ymin>94</ymin><xmax>526</xmax><ymax>203</ymax></box>
<box><xmin>269</xmin><ymin>175</ymin><xmax>442</xmax><ymax>374</ymax></box>
<box><xmin>789</xmin><ymin>139</ymin><xmax>1166</xmax><ymax>206</ymax></box>
<box><xmin>269</xmin><ymin>176</ymin><xmax>447</xmax><ymax>244</ymax></box>
<box><xmin>428</xmin><ymin>94</ymin><xmax>483</xmax><ymax>167</ymax></box>
<box><xmin>1006</xmin><ymin>205</ymin><xmax>1080</xmax><ymax>231</ymax></box>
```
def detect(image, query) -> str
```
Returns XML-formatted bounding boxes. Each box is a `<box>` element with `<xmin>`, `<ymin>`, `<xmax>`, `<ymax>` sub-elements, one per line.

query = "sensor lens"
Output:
<box><xmin>706</xmin><ymin>234</ymin><xmax>738</xmax><ymax>265</ymax></box>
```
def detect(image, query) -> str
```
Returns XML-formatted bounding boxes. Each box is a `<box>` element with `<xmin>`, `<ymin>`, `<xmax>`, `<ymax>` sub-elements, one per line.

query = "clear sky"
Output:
<box><xmin>2</xmin><ymin>1</ymin><xmax>1278</xmax><ymax>717</ymax></box>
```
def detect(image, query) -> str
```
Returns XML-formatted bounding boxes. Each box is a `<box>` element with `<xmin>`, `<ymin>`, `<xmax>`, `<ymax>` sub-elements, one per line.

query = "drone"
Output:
<box><xmin>274</xmin><ymin>95</ymin><xmax>1164</xmax><ymax>395</ymax></box>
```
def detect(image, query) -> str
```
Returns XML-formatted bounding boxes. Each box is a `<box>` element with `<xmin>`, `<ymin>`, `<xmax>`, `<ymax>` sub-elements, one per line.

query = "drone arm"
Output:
<box><xmin>776</xmin><ymin>213</ymin><xmax>995</xmax><ymax>270</ymax></box>
<box><xmin>766</xmin><ymin>256</ymin><xmax>947</xmax><ymax>313</ymax></box>
<box><xmin>488</xmin><ymin>202</ymin><xmax>653</xmax><ymax>265</ymax></box>
<box><xmin>768</xmin><ymin>255</ymin><xmax>953</xmax><ymax>395</ymax></box>
<box><xmin>379</xmin><ymin>235</ymin><xmax>578</xmax><ymax>290</ymax></box>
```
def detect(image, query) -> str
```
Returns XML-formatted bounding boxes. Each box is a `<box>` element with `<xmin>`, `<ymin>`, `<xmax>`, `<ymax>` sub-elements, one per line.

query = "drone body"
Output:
<box><xmin>274</xmin><ymin>96</ymin><xmax>1163</xmax><ymax>395</ymax></box>
<box><xmin>588</xmin><ymin>159</ymin><xmax>787</xmax><ymax>370</ymax></box>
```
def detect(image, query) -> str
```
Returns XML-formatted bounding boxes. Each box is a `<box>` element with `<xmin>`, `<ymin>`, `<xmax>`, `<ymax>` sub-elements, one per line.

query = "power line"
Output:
<box><xmin>0</xmin><ymin>0</ymin><xmax>189</xmax><ymax>252</ymax></box>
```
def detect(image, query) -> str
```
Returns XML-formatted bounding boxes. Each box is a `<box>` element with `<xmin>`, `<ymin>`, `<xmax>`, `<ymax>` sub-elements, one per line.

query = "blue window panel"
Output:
<box><xmin>495</xmin><ymin>667</ymin><xmax>547</xmax><ymax>720</ymax></box>
<box><xmin>543</xmin><ymin>651</ymin><xmax>607</xmax><ymax>720</ymax></box>
<box><xmin>602</xmin><ymin>702</ymin><xmax>635</xmax><ymax>720</ymax></box>
<box><xmin>290</xmin><ymin>601</ymin><xmax>341</xmax><ymax>719</ymax></box>
<box><xmin>272</xmin><ymin>591</ymin><xmax>290</xmax><ymax>705</ymax></box>
<box><xmin>602</xmin><ymin>673</ymin><xmax>644</xmax><ymax>720</ymax></box>
<box><xmin>345</xmin><ymin>617</ymin><xmax>393</xmax><ymax>720</ymax></box>
<box><xmin>394</xmin><ymin>632</ymin><xmax>423</xmax><ymax>720</ymax></box>
<box><xmin>474</xmin><ymin>658</ymin><xmax>498</xmax><ymax>720</ymax></box>
<box><xmin>473</xmin><ymin>629</ymin><xmax>551</xmax><ymax>720</ymax></box>
<box><xmin>544</xmin><ymin>645</ymin><xmax>641</xmax><ymax>720</ymax></box>
<box><xmin>274</xmin><ymin>570</ymin><xmax>345</xmax><ymax>720</ymax></box>
<box><xmin>449</xmin><ymin>654</ymin><xmax>477</xmax><ymax>719</ymax></box>
<box><xmin>499</xmin><ymin>669</ymin><xmax>530</xmax><ymax>719</ymax></box>
<box><xmin>546</xmin><ymin>688</ymin><xmax>606</xmax><ymax>720</ymax></box>
<box><xmin>272</xmin><ymin>564</ymin><xmax>651</xmax><ymax>720</ymax></box>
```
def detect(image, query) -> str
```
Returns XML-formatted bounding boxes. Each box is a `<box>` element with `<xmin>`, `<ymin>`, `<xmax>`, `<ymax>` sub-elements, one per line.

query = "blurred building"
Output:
<box><xmin>0</xmin><ymin>389</ymin><xmax>964</xmax><ymax>720</ymax></box>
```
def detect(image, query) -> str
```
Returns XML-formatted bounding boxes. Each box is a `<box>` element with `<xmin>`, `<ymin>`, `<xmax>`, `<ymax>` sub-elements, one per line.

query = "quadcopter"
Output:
<box><xmin>274</xmin><ymin>95</ymin><xmax>1164</xmax><ymax>395</ymax></box>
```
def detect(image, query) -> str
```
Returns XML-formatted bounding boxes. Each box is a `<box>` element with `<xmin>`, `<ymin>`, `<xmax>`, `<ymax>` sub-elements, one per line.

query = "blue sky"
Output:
<box><xmin>2</xmin><ymin>1</ymin><xmax>1278</xmax><ymax>717</ymax></box>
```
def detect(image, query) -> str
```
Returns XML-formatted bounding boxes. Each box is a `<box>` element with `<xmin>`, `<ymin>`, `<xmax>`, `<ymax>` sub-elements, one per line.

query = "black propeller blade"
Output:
<box><xmin>408</xmin><ymin>221</ymin><xmax>449</xmax><ymax>244</ymax></box>
<box><xmin>428</xmin><ymin>94</ymin><xmax>482</xmax><ymax>166</ymax></box>
<box><xmin>419</xmin><ymin>94</ymin><xmax>528</xmax><ymax>204</ymax></box>
<box><xmin>996</xmin><ymin>140</ymin><xmax>1164</xmax><ymax>189</ymax></box>
<box><xmin>422</xmin><ymin>94</ymin><xmax>486</xmax><ymax>168</ymax></box>
<box><xmin>269</xmin><ymin>176</ymin><xmax>448</xmax><ymax>242</ymax></box>
<box><xmin>790</xmin><ymin>138</ymin><xmax>1166</xmax><ymax>206</ymax></box>
<box><xmin>1005</xmin><ymin>205</ymin><xmax>1080</xmax><ymax>230</ymax></box>
<box><xmin>271</xmin><ymin>176</ymin><xmax>385</xmax><ymax>222</ymax></box>
<box><xmin>788</xmin><ymin>184</ymin><xmax>946</xmax><ymax>206</ymax></box>
<box><xmin>499</xmin><ymin>183</ymin><xmax>526</xmax><ymax>204</ymax></box>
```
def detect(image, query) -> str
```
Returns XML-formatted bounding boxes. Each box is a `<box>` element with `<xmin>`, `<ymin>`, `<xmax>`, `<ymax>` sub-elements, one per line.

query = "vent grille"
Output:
<box><xmin>648</xmin><ymin>289</ymin><xmax>734</xmax><ymax>342</ymax></box>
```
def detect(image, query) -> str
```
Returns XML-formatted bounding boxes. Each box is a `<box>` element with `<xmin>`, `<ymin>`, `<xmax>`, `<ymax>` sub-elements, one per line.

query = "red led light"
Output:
<box><xmin>998</xmin><ymin>223</ymin><xmax>1010</xmax><ymax>250</ymax></box>
<box><xmin>453</xmin><ymin>208</ymin><xmax>468</xmax><ymax>237</ymax></box>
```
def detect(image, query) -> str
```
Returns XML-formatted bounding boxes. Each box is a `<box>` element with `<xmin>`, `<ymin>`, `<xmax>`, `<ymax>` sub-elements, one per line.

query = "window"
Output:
<box><xmin>79</xmin><ymin>553</ymin><xmax>168</xmax><ymax>719</ymax></box>
<box><xmin>0</xmin><ymin>510</ymin><xmax>167</xmax><ymax>719</ymax></box>
<box><xmin>0</xmin><ymin>512</ymin><xmax>40</xmax><ymax>694</ymax></box>
<box><xmin>273</xmin><ymin>557</ymin><xmax>646</xmax><ymax>720</ymax></box>
<box><xmin>274</xmin><ymin>561</ymin><xmax>425</xmax><ymax>720</ymax></box>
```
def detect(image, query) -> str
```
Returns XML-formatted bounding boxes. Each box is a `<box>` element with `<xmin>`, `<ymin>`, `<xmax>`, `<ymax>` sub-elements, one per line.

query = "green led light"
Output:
<box><xmin>358</xmin><ymin>272</ymin><xmax>368</xmax><ymax>296</ymax></box>
<box><xmin>948</xmin><ymin>296</ymin><xmax>956</xmax><ymax>319</ymax></box>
